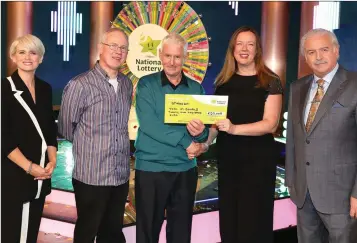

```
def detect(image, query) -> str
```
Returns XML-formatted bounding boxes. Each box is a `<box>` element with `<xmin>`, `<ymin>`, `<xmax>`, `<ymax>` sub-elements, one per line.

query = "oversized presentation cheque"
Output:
<box><xmin>164</xmin><ymin>94</ymin><xmax>229</xmax><ymax>124</ymax></box>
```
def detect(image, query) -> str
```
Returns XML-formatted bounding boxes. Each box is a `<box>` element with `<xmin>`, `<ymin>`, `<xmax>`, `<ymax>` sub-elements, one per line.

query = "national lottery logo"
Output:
<box><xmin>210</xmin><ymin>99</ymin><xmax>227</xmax><ymax>105</ymax></box>
<box><xmin>139</xmin><ymin>35</ymin><xmax>161</xmax><ymax>56</ymax></box>
<box><xmin>112</xmin><ymin>1</ymin><xmax>210</xmax><ymax>86</ymax></box>
<box><xmin>126</xmin><ymin>24</ymin><xmax>168</xmax><ymax>78</ymax></box>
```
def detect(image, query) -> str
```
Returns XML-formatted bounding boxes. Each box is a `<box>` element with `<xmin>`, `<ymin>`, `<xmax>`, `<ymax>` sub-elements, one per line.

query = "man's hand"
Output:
<box><xmin>202</xmin><ymin>143</ymin><xmax>209</xmax><ymax>153</ymax></box>
<box><xmin>187</xmin><ymin>119</ymin><xmax>205</xmax><ymax>136</ymax></box>
<box><xmin>188</xmin><ymin>143</ymin><xmax>209</xmax><ymax>160</ymax></box>
<box><xmin>350</xmin><ymin>196</ymin><xmax>357</xmax><ymax>219</ymax></box>
<box><xmin>186</xmin><ymin>142</ymin><xmax>201</xmax><ymax>160</ymax></box>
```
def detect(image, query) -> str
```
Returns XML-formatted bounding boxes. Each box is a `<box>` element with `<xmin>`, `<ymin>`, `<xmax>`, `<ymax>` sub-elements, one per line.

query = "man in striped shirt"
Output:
<box><xmin>58</xmin><ymin>28</ymin><xmax>132</xmax><ymax>243</ymax></box>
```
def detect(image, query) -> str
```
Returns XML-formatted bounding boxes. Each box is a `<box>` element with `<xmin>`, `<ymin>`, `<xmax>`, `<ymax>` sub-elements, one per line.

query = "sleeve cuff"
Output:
<box><xmin>178</xmin><ymin>133</ymin><xmax>193</xmax><ymax>149</ymax></box>
<box><xmin>193</xmin><ymin>128</ymin><xmax>209</xmax><ymax>143</ymax></box>
<box><xmin>4</xmin><ymin>144</ymin><xmax>18</xmax><ymax>158</ymax></box>
<box><xmin>352</xmin><ymin>185</ymin><xmax>357</xmax><ymax>199</ymax></box>
<box><xmin>47</xmin><ymin>141</ymin><xmax>58</xmax><ymax>150</ymax></box>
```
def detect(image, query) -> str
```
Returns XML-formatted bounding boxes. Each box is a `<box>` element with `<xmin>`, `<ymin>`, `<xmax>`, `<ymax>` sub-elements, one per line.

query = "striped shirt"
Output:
<box><xmin>58</xmin><ymin>62</ymin><xmax>133</xmax><ymax>186</ymax></box>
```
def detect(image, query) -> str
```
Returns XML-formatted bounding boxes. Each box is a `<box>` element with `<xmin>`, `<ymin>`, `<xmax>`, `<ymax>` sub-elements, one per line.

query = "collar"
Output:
<box><xmin>313</xmin><ymin>63</ymin><xmax>339</xmax><ymax>85</ymax></box>
<box><xmin>11</xmin><ymin>69</ymin><xmax>38</xmax><ymax>91</ymax></box>
<box><xmin>93</xmin><ymin>61</ymin><xmax>123</xmax><ymax>82</ymax></box>
<box><xmin>161</xmin><ymin>71</ymin><xmax>188</xmax><ymax>88</ymax></box>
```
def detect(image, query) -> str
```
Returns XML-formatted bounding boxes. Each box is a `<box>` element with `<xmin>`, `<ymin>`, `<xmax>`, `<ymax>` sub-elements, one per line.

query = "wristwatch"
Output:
<box><xmin>202</xmin><ymin>142</ymin><xmax>209</xmax><ymax>152</ymax></box>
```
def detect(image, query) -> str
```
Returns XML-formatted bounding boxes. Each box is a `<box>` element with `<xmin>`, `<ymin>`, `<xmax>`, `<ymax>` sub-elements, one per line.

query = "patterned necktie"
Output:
<box><xmin>305</xmin><ymin>79</ymin><xmax>325</xmax><ymax>132</ymax></box>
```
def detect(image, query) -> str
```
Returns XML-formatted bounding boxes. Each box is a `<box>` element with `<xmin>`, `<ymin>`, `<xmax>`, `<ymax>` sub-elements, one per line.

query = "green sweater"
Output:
<box><xmin>134</xmin><ymin>71</ymin><xmax>209</xmax><ymax>172</ymax></box>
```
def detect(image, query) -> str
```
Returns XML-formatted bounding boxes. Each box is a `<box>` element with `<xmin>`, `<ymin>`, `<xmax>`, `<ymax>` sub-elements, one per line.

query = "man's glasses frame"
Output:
<box><xmin>101</xmin><ymin>42</ymin><xmax>129</xmax><ymax>53</ymax></box>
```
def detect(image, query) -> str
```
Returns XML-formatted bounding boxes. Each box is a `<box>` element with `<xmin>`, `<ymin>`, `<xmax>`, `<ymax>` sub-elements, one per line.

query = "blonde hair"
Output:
<box><xmin>161</xmin><ymin>32</ymin><xmax>188</xmax><ymax>54</ymax></box>
<box><xmin>9</xmin><ymin>34</ymin><xmax>45</xmax><ymax>58</ymax></box>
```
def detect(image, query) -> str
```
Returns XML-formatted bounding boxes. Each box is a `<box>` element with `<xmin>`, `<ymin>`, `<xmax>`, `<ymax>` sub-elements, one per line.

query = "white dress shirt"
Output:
<box><xmin>304</xmin><ymin>63</ymin><xmax>339</xmax><ymax>125</ymax></box>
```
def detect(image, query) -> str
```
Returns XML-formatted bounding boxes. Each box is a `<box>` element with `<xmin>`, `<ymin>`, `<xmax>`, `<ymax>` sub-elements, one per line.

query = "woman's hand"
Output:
<box><xmin>33</xmin><ymin>161</ymin><xmax>56</xmax><ymax>180</ymax></box>
<box><xmin>216</xmin><ymin>119</ymin><xmax>234</xmax><ymax>134</ymax></box>
<box><xmin>29</xmin><ymin>163</ymin><xmax>50</xmax><ymax>180</ymax></box>
<box><xmin>44</xmin><ymin>161</ymin><xmax>56</xmax><ymax>175</ymax></box>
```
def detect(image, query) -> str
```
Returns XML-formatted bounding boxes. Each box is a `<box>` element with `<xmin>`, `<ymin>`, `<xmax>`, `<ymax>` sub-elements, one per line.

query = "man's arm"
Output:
<box><xmin>352</xmin><ymin>103</ymin><xmax>357</xmax><ymax>198</ymax></box>
<box><xmin>58</xmin><ymin>79</ymin><xmax>86</xmax><ymax>142</ymax></box>
<box><xmin>188</xmin><ymin>120</ymin><xmax>209</xmax><ymax>143</ymax></box>
<box><xmin>350</xmin><ymin>102</ymin><xmax>357</xmax><ymax>219</ymax></box>
<box><xmin>285</xmin><ymin>84</ymin><xmax>295</xmax><ymax>188</ymax></box>
<box><xmin>135</xmin><ymin>79</ymin><xmax>192</xmax><ymax>149</ymax></box>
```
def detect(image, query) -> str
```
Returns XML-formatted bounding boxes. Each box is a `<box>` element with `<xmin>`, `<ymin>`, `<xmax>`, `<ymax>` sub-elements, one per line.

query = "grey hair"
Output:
<box><xmin>300</xmin><ymin>28</ymin><xmax>340</xmax><ymax>56</ymax></box>
<box><xmin>161</xmin><ymin>32</ymin><xmax>188</xmax><ymax>54</ymax></box>
<box><xmin>9</xmin><ymin>34</ymin><xmax>45</xmax><ymax>58</ymax></box>
<box><xmin>100</xmin><ymin>27</ymin><xmax>128</xmax><ymax>43</ymax></box>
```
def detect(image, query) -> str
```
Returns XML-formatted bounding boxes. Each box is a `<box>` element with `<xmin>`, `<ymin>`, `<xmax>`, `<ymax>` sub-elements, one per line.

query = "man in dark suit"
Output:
<box><xmin>285</xmin><ymin>28</ymin><xmax>357</xmax><ymax>243</ymax></box>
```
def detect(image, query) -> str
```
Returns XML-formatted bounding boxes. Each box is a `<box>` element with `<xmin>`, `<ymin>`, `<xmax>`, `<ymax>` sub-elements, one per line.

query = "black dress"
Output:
<box><xmin>1</xmin><ymin>70</ymin><xmax>57</xmax><ymax>243</ymax></box>
<box><xmin>215</xmin><ymin>73</ymin><xmax>283</xmax><ymax>243</ymax></box>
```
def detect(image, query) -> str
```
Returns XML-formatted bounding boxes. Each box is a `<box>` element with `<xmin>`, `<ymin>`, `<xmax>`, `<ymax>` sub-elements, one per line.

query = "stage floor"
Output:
<box><xmin>51</xmin><ymin>139</ymin><xmax>290</xmax><ymax>225</ymax></box>
<box><xmin>38</xmin><ymin>138</ymin><xmax>296</xmax><ymax>242</ymax></box>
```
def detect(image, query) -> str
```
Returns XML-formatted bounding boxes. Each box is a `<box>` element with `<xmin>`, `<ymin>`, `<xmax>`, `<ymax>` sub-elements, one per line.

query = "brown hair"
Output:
<box><xmin>215</xmin><ymin>26</ymin><xmax>279</xmax><ymax>88</ymax></box>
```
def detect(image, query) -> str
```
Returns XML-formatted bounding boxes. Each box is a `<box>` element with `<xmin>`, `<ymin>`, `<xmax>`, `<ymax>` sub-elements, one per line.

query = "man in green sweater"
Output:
<box><xmin>134</xmin><ymin>32</ymin><xmax>209</xmax><ymax>243</ymax></box>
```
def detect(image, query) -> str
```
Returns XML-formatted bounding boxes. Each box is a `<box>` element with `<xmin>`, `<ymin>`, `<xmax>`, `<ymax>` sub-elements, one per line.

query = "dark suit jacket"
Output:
<box><xmin>1</xmin><ymin>70</ymin><xmax>58</xmax><ymax>202</ymax></box>
<box><xmin>285</xmin><ymin>66</ymin><xmax>357</xmax><ymax>214</ymax></box>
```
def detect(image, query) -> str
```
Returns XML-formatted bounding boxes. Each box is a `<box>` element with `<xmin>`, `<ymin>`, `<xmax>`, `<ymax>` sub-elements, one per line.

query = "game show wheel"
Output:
<box><xmin>112</xmin><ymin>1</ymin><xmax>209</xmax><ymax>102</ymax></box>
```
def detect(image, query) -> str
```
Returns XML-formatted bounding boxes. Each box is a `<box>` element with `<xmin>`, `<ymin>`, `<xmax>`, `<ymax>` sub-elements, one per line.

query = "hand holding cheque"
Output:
<box><xmin>165</xmin><ymin>94</ymin><xmax>228</xmax><ymax>124</ymax></box>
<box><xmin>216</xmin><ymin>119</ymin><xmax>234</xmax><ymax>134</ymax></box>
<box><xmin>164</xmin><ymin>94</ymin><xmax>232</xmax><ymax>159</ymax></box>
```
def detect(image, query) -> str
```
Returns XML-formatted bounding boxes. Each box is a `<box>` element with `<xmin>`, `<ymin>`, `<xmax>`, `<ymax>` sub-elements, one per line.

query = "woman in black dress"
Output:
<box><xmin>203</xmin><ymin>26</ymin><xmax>283</xmax><ymax>243</ymax></box>
<box><xmin>2</xmin><ymin>34</ymin><xmax>57</xmax><ymax>243</ymax></box>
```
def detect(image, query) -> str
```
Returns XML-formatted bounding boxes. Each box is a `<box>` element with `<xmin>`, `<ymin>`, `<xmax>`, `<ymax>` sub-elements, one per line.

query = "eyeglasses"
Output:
<box><xmin>101</xmin><ymin>43</ymin><xmax>129</xmax><ymax>53</ymax></box>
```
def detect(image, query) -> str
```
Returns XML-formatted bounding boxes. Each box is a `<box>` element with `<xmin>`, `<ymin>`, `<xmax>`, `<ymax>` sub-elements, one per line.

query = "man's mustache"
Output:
<box><xmin>314</xmin><ymin>60</ymin><xmax>327</xmax><ymax>65</ymax></box>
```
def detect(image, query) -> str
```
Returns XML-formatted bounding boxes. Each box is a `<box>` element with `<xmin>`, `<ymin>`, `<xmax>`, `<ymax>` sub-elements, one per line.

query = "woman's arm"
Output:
<box><xmin>41</xmin><ymin>145</ymin><xmax>57</xmax><ymax>180</ymax></box>
<box><xmin>201</xmin><ymin>126</ymin><xmax>219</xmax><ymax>152</ymax></box>
<box><xmin>7</xmin><ymin>148</ymin><xmax>32</xmax><ymax>172</ymax></box>
<box><xmin>206</xmin><ymin>126</ymin><xmax>219</xmax><ymax>145</ymax></box>
<box><xmin>8</xmin><ymin>148</ymin><xmax>49</xmax><ymax>178</ymax></box>
<box><xmin>2</xmin><ymin>78</ymin><xmax>53</xmax><ymax>179</ymax></box>
<box><xmin>216</xmin><ymin>94</ymin><xmax>282</xmax><ymax>136</ymax></box>
<box><xmin>47</xmin><ymin>146</ymin><xmax>57</xmax><ymax>163</ymax></box>
<box><xmin>42</xmin><ymin>83</ymin><xmax>58</xmax><ymax>179</ymax></box>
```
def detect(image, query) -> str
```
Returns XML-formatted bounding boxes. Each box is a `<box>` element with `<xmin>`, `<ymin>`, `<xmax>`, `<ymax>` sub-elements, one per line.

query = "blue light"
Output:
<box><xmin>51</xmin><ymin>1</ymin><xmax>82</xmax><ymax>61</ymax></box>
<box><xmin>195</xmin><ymin>197</ymin><xmax>219</xmax><ymax>203</ymax></box>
